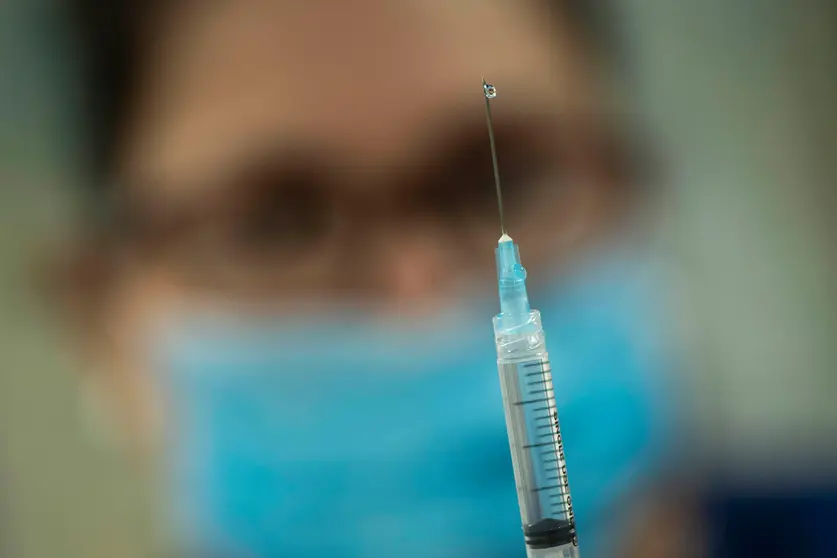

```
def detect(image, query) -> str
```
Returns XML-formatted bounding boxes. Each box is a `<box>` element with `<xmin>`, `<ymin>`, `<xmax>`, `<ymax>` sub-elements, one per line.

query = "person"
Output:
<box><xmin>56</xmin><ymin>0</ymin><xmax>675</xmax><ymax>556</ymax></box>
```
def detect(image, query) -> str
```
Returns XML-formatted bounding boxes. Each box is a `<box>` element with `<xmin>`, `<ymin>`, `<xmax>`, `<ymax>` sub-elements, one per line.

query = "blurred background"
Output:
<box><xmin>1</xmin><ymin>1</ymin><xmax>836</xmax><ymax>557</ymax></box>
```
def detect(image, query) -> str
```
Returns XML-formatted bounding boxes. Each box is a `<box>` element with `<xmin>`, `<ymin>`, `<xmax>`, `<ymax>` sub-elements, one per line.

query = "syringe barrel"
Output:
<box><xmin>528</xmin><ymin>544</ymin><xmax>581</xmax><ymax>558</ymax></box>
<box><xmin>494</xmin><ymin>310</ymin><xmax>579</xmax><ymax>557</ymax></box>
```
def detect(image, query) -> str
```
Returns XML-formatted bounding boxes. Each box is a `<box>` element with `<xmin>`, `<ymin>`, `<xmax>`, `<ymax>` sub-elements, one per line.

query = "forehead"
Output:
<box><xmin>122</xmin><ymin>0</ymin><xmax>597</xmax><ymax>200</ymax></box>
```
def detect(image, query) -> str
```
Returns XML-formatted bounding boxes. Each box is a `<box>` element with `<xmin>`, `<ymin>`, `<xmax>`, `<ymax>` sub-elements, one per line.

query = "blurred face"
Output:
<box><xmin>79</xmin><ymin>0</ymin><xmax>633</xmax><ymax>444</ymax></box>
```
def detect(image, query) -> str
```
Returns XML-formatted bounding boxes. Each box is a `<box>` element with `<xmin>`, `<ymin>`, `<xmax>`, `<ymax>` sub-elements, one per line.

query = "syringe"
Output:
<box><xmin>483</xmin><ymin>81</ymin><xmax>580</xmax><ymax>558</ymax></box>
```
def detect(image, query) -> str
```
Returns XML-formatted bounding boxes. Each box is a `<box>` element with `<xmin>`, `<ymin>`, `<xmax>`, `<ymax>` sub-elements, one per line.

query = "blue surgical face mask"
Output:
<box><xmin>153</xmin><ymin>245</ymin><xmax>672</xmax><ymax>558</ymax></box>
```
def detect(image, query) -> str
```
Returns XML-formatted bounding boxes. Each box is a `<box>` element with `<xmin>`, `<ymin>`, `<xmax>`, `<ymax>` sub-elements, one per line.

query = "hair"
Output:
<box><xmin>66</xmin><ymin>0</ymin><xmax>619</xmax><ymax>187</ymax></box>
<box><xmin>66</xmin><ymin>1</ymin><xmax>157</xmax><ymax>186</ymax></box>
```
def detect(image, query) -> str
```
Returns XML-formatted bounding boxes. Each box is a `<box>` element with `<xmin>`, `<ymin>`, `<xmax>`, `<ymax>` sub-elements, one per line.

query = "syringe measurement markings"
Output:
<box><xmin>512</xmin><ymin>362</ymin><xmax>574</xmax><ymax>523</ymax></box>
<box><xmin>513</xmin><ymin>398</ymin><xmax>551</xmax><ymax>406</ymax></box>
<box><xmin>522</xmin><ymin>361</ymin><xmax>549</xmax><ymax>369</ymax></box>
<box><xmin>550</xmin><ymin>505</ymin><xmax>571</xmax><ymax>515</ymax></box>
<box><xmin>544</xmin><ymin>494</ymin><xmax>567</xmax><ymax>506</ymax></box>
<box><xmin>526</xmin><ymin>386</ymin><xmax>553</xmax><ymax>394</ymax></box>
<box><xmin>522</xmin><ymin>442</ymin><xmax>555</xmax><ymax>449</ymax></box>
<box><xmin>529</xmin><ymin>406</ymin><xmax>554</xmax><ymax>413</ymax></box>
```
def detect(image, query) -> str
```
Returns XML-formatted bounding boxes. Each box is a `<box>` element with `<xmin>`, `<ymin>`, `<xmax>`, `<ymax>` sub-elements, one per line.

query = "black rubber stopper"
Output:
<box><xmin>524</xmin><ymin>518</ymin><xmax>577</xmax><ymax>549</ymax></box>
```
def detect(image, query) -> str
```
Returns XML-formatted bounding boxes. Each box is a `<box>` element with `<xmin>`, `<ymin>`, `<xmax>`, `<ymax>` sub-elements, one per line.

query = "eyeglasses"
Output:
<box><xmin>97</xmin><ymin>117</ymin><xmax>646</xmax><ymax>299</ymax></box>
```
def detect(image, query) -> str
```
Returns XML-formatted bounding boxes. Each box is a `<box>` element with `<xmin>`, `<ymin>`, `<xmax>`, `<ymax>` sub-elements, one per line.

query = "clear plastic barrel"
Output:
<box><xmin>494</xmin><ymin>310</ymin><xmax>579</xmax><ymax>557</ymax></box>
